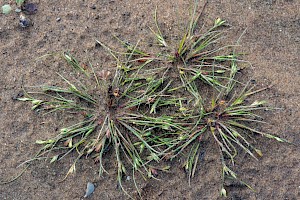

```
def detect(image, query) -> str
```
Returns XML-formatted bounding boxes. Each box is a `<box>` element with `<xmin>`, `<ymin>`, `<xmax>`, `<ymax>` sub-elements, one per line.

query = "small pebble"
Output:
<box><xmin>56</xmin><ymin>17</ymin><xmax>61</xmax><ymax>22</ymax></box>
<box><xmin>2</xmin><ymin>4</ymin><xmax>12</xmax><ymax>14</ymax></box>
<box><xmin>15</xmin><ymin>8</ymin><xmax>22</xmax><ymax>13</ymax></box>
<box><xmin>84</xmin><ymin>182</ymin><xmax>95</xmax><ymax>198</ymax></box>
<box><xmin>19</xmin><ymin>14</ymin><xmax>30</xmax><ymax>28</ymax></box>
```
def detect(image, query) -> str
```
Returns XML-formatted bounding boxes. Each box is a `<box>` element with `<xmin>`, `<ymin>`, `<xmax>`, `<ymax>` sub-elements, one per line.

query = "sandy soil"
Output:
<box><xmin>0</xmin><ymin>0</ymin><xmax>299</xmax><ymax>199</ymax></box>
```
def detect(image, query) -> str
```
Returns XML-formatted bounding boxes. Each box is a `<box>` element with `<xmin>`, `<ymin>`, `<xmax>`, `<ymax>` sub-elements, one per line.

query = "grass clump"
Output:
<box><xmin>18</xmin><ymin>52</ymin><xmax>183</xmax><ymax>196</ymax></box>
<box><xmin>12</xmin><ymin>0</ymin><xmax>287</xmax><ymax>198</ymax></box>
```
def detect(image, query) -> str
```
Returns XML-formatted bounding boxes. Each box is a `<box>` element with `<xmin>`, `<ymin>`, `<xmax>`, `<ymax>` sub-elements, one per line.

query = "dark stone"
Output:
<box><xmin>22</xmin><ymin>3</ymin><xmax>38</xmax><ymax>15</ymax></box>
